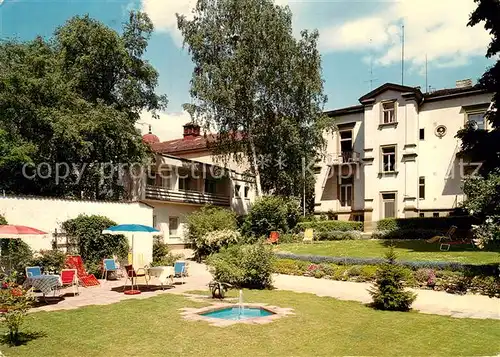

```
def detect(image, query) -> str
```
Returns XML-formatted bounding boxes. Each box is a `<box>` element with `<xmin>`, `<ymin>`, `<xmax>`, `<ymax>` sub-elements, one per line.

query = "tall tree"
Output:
<box><xmin>456</xmin><ymin>0</ymin><xmax>500</xmax><ymax>174</ymax></box>
<box><xmin>0</xmin><ymin>12</ymin><xmax>167</xmax><ymax>199</ymax></box>
<box><xmin>455</xmin><ymin>0</ymin><xmax>500</xmax><ymax>246</ymax></box>
<box><xmin>177</xmin><ymin>0</ymin><xmax>332</xmax><ymax>200</ymax></box>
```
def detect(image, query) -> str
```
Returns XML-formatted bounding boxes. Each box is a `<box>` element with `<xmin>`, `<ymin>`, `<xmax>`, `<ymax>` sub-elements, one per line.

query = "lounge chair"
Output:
<box><xmin>124</xmin><ymin>264</ymin><xmax>149</xmax><ymax>291</ymax></box>
<box><xmin>60</xmin><ymin>269</ymin><xmax>79</xmax><ymax>296</ymax></box>
<box><xmin>174</xmin><ymin>261</ymin><xmax>187</xmax><ymax>285</ymax></box>
<box><xmin>303</xmin><ymin>228</ymin><xmax>314</xmax><ymax>243</ymax></box>
<box><xmin>267</xmin><ymin>231</ymin><xmax>280</xmax><ymax>244</ymax></box>
<box><xmin>25</xmin><ymin>266</ymin><xmax>42</xmax><ymax>278</ymax></box>
<box><xmin>102</xmin><ymin>259</ymin><xmax>118</xmax><ymax>280</ymax></box>
<box><xmin>64</xmin><ymin>255</ymin><xmax>100</xmax><ymax>287</ymax></box>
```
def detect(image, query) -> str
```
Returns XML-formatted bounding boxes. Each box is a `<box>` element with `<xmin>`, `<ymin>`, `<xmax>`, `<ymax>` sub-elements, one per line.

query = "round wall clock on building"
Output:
<box><xmin>435</xmin><ymin>125</ymin><xmax>447</xmax><ymax>138</ymax></box>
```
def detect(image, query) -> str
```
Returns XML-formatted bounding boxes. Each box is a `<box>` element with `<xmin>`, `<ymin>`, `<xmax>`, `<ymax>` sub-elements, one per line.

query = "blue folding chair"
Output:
<box><xmin>174</xmin><ymin>261</ymin><xmax>187</xmax><ymax>285</ymax></box>
<box><xmin>102</xmin><ymin>259</ymin><xmax>118</xmax><ymax>280</ymax></box>
<box><xmin>25</xmin><ymin>266</ymin><xmax>42</xmax><ymax>278</ymax></box>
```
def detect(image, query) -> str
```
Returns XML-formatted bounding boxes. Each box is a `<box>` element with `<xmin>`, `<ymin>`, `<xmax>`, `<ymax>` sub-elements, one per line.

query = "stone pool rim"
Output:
<box><xmin>180</xmin><ymin>302</ymin><xmax>294</xmax><ymax>327</ymax></box>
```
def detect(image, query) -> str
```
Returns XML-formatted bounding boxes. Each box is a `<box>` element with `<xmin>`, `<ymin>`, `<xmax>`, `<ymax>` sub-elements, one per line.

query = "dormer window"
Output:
<box><xmin>382</xmin><ymin>101</ymin><xmax>397</xmax><ymax>124</ymax></box>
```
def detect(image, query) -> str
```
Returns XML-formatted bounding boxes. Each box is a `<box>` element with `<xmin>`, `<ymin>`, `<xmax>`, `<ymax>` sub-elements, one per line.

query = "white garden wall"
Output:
<box><xmin>0</xmin><ymin>195</ymin><xmax>154</xmax><ymax>264</ymax></box>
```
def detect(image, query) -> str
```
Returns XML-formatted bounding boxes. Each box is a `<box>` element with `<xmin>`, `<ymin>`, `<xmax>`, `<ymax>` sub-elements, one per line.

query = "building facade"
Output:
<box><xmin>136</xmin><ymin>124</ymin><xmax>256</xmax><ymax>246</ymax></box>
<box><xmin>314</xmin><ymin>82</ymin><xmax>493</xmax><ymax>231</ymax></box>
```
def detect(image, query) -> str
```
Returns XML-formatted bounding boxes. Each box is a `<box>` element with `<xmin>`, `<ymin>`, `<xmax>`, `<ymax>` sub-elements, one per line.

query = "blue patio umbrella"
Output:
<box><xmin>102</xmin><ymin>224</ymin><xmax>162</xmax><ymax>295</ymax></box>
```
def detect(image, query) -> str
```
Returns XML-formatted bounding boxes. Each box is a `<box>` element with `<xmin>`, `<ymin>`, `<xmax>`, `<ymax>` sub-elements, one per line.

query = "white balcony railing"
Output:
<box><xmin>327</xmin><ymin>151</ymin><xmax>361</xmax><ymax>165</ymax></box>
<box><xmin>145</xmin><ymin>185</ymin><xmax>230</xmax><ymax>206</ymax></box>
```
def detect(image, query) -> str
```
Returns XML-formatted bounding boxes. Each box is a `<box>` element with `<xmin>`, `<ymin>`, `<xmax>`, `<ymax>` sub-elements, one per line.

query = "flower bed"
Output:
<box><xmin>274</xmin><ymin>258</ymin><xmax>500</xmax><ymax>298</ymax></box>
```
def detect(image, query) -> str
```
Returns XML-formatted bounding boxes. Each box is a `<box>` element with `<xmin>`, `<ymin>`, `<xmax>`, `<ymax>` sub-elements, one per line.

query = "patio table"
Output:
<box><xmin>23</xmin><ymin>274</ymin><xmax>62</xmax><ymax>296</ymax></box>
<box><xmin>147</xmin><ymin>266</ymin><xmax>174</xmax><ymax>289</ymax></box>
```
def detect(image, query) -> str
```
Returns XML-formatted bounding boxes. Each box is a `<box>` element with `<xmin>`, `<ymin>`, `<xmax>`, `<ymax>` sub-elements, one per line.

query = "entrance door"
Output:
<box><xmin>381</xmin><ymin>192</ymin><xmax>396</xmax><ymax>218</ymax></box>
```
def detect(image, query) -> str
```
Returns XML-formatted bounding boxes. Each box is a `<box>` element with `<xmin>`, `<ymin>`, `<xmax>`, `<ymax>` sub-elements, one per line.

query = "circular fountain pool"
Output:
<box><xmin>201</xmin><ymin>306</ymin><xmax>274</xmax><ymax>321</ymax></box>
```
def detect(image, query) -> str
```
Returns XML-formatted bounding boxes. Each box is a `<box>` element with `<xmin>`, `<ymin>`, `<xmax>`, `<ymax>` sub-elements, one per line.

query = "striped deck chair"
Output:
<box><xmin>65</xmin><ymin>255</ymin><xmax>100</xmax><ymax>287</ymax></box>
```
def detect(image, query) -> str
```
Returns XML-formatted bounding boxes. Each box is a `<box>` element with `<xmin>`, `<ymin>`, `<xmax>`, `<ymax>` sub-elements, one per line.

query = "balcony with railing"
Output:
<box><xmin>327</xmin><ymin>151</ymin><xmax>361</xmax><ymax>165</ymax></box>
<box><xmin>145</xmin><ymin>185</ymin><xmax>231</xmax><ymax>206</ymax></box>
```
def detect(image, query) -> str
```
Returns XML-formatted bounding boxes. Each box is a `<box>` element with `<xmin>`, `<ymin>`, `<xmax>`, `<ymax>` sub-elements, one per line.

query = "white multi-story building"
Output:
<box><xmin>314</xmin><ymin>81</ymin><xmax>493</xmax><ymax>231</ymax></box>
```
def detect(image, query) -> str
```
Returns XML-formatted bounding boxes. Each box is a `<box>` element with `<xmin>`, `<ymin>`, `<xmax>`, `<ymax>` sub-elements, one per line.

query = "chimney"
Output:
<box><xmin>456</xmin><ymin>79</ymin><xmax>473</xmax><ymax>88</ymax></box>
<box><xmin>183</xmin><ymin>122</ymin><xmax>201</xmax><ymax>140</ymax></box>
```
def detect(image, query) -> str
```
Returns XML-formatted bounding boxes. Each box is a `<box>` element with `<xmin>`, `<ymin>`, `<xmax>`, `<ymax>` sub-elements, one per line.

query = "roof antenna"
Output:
<box><xmin>401</xmin><ymin>23</ymin><xmax>405</xmax><ymax>85</ymax></box>
<box><xmin>365</xmin><ymin>39</ymin><xmax>378</xmax><ymax>90</ymax></box>
<box><xmin>425</xmin><ymin>54</ymin><xmax>428</xmax><ymax>93</ymax></box>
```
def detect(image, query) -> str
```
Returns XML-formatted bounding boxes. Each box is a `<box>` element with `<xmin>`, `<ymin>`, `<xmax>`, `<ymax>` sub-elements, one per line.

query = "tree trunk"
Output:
<box><xmin>248</xmin><ymin>135</ymin><xmax>262</xmax><ymax>196</ymax></box>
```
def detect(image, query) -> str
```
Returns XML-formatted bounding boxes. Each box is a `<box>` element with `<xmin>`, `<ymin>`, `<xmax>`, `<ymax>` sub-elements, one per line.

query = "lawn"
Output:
<box><xmin>277</xmin><ymin>240</ymin><xmax>500</xmax><ymax>265</ymax></box>
<box><xmin>2</xmin><ymin>291</ymin><xmax>500</xmax><ymax>356</ymax></box>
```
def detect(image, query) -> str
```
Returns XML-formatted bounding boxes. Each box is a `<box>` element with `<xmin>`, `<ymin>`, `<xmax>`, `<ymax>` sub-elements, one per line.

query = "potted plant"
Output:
<box><xmin>427</xmin><ymin>270</ymin><xmax>436</xmax><ymax>290</ymax></box>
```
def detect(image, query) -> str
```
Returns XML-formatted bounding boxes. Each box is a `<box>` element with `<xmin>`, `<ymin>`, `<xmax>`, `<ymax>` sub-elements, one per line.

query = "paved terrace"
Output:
<box><xmin>31</xmin><ymin>252</ymin><xmax>500</xmax><ymax>320</ymax></box>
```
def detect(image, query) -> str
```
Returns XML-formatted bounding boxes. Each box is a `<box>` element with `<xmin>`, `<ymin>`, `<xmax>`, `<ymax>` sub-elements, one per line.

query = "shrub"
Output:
<box><xmin>0</xmin><ymin>277</ymin><xmax>35</xmax><ymax>345</ymax></box>
<box><xmin>150</xmin><ymin>252</ymin><xmax>183</xmax><ymax>267</ymax></box>
<box><xmin>243</xmin><ymin>196</ymin><xmax>301</xmax><ymax>237</ymax></box>
<box><xmin>376</xmin><ymin>216</ymin><xmax>478</xmax><ymax>232</ymax></box>
<box><xmin>187</xmin><ymin>206</ymin><xmax>237</xmax><ymax>259</ymax></box>
<box><xmin>369</xmin><ymin>247</ymin><xmax>417</xmax><ymax>311</ymax></box>
<box><xmin>196</xmin><ymin>229</ymin><xmax>241</xmax><ymax>259</ymax></box>
<box><xmin>279</xmin><ymin>233</ymin><xmax>303</xmax><ymax>243</ymax></box>
<box><xmin>274</xmin><ymin>259</ymin><xmax>302</xmax><ymax>275</ymax></box>
<box><xmin>207</xmin><ymin>243</ymin><xmax>275</xmax><ymax>289</ymax></box>
<box><xmin>372</xmin><ymin>229</ymin><xmax>444</xmax><ymax>240</ymax></box>
<box><xmin>31</xmin><ymin>250</ymin><xmax>66</xmax><ymax>273</ymax></box>
<box><xmin>0</xmin><ymin>240</ymin><xmax>33</xmax><ymax>281</ymax></box>
<box><xmin>0</xmin><ymin>215</ymin><xmax>7</xmax><ymax>225</ymax></box>
<box><xmin>316</xmin><ymin>230</ymin><xmax>362</xmax><ymax>241</ymax></box>
<box><xmin>296</xmin><ymin>220</ymin><xmax>363</xmax><ymax>233</ymax></box>
<box><xmin>153</xmin><ymin>236</ymin><xmax>170</xmax><ymax>263</ymax></box>
<box><xmin>61</xmin><ymin>215</ymin><xmax>129</xmax><ymax>267</ymax></box>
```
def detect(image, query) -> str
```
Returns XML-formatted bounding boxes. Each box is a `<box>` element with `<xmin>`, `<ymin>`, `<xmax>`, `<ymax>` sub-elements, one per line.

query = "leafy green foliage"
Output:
<box><xmin>376</xmin><ymin>216</ymin><xmax>476</xmax><ymax>232</ymax></box>
<box><xmin>153</xmin><ymin>237</ymin><xmax>170</xmax><ymax>263</ymax></box>
<box><xmin>61</xmin><ymin>215</ymin><xmax>129</xmax><ymax>267</ymax></box>
<box><xmin>369</xmin><ymin>248</ymin><xmax>417</xmax><ymax>311</ymax></box>
<box><xmin>0</xmin><ymin>12</ymin><xmax>167</xmax><ymax>198</ymax></box>
<box><xmin>186</xmin><ymin>206</ymin><xmax>237</xmax><ymax>260</ymax></box>
<box><xmin>196</xmin><ymin>229</ymin><xmax>241</xmax><ymax>259</ymax></box>
<box><xmin>31</xmin><ymin>250</ymin><xmax>66</xmax><ymax>273</ymax></box>
<box><xmin>296</xmin><ymin>220</ymin><xmax>363</xmax><ymax>232</ymax></box>
<box><xmin>207</xmin><ymin>243</ymin><xmax>275</xmax><ymax>289</ymax></box>
<box><xmin>456</xmin><ymin>0</ymin><xmax>500</xmax><ymax>174</ymax></box>
<box><xmin>0</xmin><ymin>240</ymin><xmax>33</xmax><ymax>280</ymax></box>
<box><xmin>243</xmin><ymin>196</ymin><xmax>301</xmax><ymax>237</ymax></box>
<box><xmin>316</xmin><ymin>230</ymin><xmax>362</xmax><ymax>240</ymax></box>
<box><xmin>0</xmin><ymin>215</ymin><xmax>7</xmax><ymax>225</ymax></box>
<box><xmin>177</xmin><ymin>0</ymin><xmax>332</xmax><ymax>200</ymax></box>
<box><xmin>0</xmin><ymin>279</ymin><xmax>36</xmax><ymax>345</ymax></box>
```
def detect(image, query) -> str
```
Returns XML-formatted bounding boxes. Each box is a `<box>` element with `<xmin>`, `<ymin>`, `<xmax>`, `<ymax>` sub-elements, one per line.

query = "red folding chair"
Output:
<box><xmin>60</xmin><ymin>269</ymin><xmax>79</xmax><ymax>296</ymax></box>
<box><xmin>267</xmin><ymin>231</ymin><xmax>280</xmax><ymax>244</ymax></box>
<box><xmin>65</xmin><ymin>255</ymin><xmax>100</xmax><ymax>287</ymax></box>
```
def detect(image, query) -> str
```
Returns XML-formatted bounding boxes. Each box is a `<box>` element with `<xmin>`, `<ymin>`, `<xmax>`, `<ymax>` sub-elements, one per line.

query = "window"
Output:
<box><xmin>419</xmin><ymin>128</ymin><xmax>425</xmax><ymax>140</ymax></box>
<box><xmin>169</xmin><ymin>217</ymin><xmax>179</xmax><ymax>237</ymax></box>
<box><xmin>381</xmin><ymin>146</ymin><xmax>396</xmax><ymax>172</ymax></box>
<box><xmin>234</xmin><ymin>184</ymin><xmax>241</xmax><ymax>198</ymax></box>
<box><xmin>339</xmin><ymin>131</ymin><xmax>353</xmax><ymax>162</ymax></box>
<box><xmin>244</xmin><ymin>186</ymin><xmax>250</xmax><ymax>198</ymax></box>
<box><xmin>353</xmin><ymin>214</ymin><xmax>364</xmax><ymax>222</ymax></box>
<box><xmin>381</xmin><ymin>192</ymin><xmax>396</xmax><ymax>218</ymax></box>
<box><xmin>204</xmin><ymin>179</ymin><xmax>216</xmax><ymax>194</ymax></box>
<box><xmin>433</xmin><ymin>212</ymin><xmax>440</xmax><ymax>218</ymax></box>
<box><xmin>468</xmin><ymin>112</ymin><xmax>486</xmax><ymax>130</ymax></box>
<box><xmin>152</xmin><ymin>215</ymin><xmax>157</xmax><ymax>229</ymax></box>
<box><xmin>419</xmin><ymin>177</ymin><xmax>425</xmax><ymax>199</ymax></box>
<box><xmin>178</xmin><ymin>177</ymin><xmax>187</xmax><ymax>191</ymax></box>
<box><xmin>419</xmin><ymin>213</ymin><xmax>425</xmax><ymax>218</ymax></box>
<box><xmin>147</xmin><ymin>173</ymin><xmax>156</xmax><ymax>186</ymax></box>
<box><xmin>382</xmin><ymin>101</ymin><xmax>396</xmax><ymax>124</ymax></box>
<box><xmin>339</xmin><ymin>177</ymin><xmax>353</xmax><ymax>207</ymax></box>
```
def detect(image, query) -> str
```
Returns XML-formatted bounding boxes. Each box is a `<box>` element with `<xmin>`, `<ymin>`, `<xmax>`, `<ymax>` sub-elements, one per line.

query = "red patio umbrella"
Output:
<box><xmin>0</xmin><ymin>225</ymin><xmax>48</xmax><ymax>239</ymax></box>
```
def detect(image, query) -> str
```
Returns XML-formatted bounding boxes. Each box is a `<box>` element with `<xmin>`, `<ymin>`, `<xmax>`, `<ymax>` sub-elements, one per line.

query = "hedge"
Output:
<box><xmin>275</xmin><ymin>252</ymin><xmax>499</xmax><ymax>275</ymax></box>
<box><xmin>376</xmin><ymin>216</ymin><xmax>478</xmax><ymax>232</ymax></box>
<box><xmin>295</xmin><ymin>220</ymin><xmax>363</xmax><ymax>232</ymax></box>
<box><xmin>372</xmin><ymin>229</ymin><xmax>444</xmax><ymax>240</ymax></box>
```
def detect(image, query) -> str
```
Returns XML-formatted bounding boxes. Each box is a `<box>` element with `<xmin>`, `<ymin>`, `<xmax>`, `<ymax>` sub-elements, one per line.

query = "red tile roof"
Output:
<box><xmin>151</xmin><ymin>134</ymin><xmax>216</xmax><ymax>154</ymax></box>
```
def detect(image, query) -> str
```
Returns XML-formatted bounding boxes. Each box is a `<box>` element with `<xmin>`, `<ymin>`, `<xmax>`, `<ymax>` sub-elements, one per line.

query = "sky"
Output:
<box><xmin>0</xmin><ymin>0</ymin><xmax>494</xmax><ymax>141</ymax></box>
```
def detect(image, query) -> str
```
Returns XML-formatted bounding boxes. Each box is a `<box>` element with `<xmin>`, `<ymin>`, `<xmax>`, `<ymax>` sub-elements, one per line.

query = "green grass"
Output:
<box><xmin>278</xmin><ymin>240</ymin><xmax>500</xmax><ymax>264</ymax></box>
<box><xmin>2</xmin><ymin>291</ymin><xmax>500</xmax><ymax>356</ymax></box>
